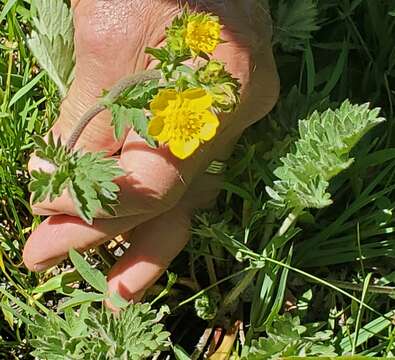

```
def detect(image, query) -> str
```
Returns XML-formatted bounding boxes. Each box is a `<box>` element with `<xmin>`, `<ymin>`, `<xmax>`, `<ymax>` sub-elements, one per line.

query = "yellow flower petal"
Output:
<box><xmin>199</xmin><ymin>111</ymin><xmax>220</xmax><ymax>141</ymax></box>
<box><xmin>148</xmin><ymin>116</ymin><xmax>171</xmax><ymax>143</ymax></box>
<box><xmin>150</xmin><ymin>89</ymin><xmax>178</xmax><ymax>114</ymax></box>
<box><xmin>148</xmin><ymin>116</ymin><xmax>164</xmax><ymax>136</ymax></box>
<box><xmin>183</xmin><ymin>88</ymin><xmax>213</xmax><ymax>110</ymax></box>
<box><xmin>169</xmin><ymin>137</ymin><xmax>200</xmax><ymax>159</ymax></box>
<box><xmin>185</xmin><ymin>17</ymin><xmax>221</xmax><ymax>54</ymax></box>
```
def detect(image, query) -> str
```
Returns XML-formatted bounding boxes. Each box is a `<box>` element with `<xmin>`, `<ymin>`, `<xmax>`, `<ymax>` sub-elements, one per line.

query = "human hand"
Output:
<box><xmin>23</xmin><ymin>0</ymin><xmax>279</xmax><ymax>304</ymax></box>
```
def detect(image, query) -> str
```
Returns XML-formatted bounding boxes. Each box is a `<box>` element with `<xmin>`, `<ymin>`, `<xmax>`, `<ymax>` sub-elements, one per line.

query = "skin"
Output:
<box><xmin>23</xmin><ymin>0</ymin><xmax>279</xmax><ymax>305</ymax></box>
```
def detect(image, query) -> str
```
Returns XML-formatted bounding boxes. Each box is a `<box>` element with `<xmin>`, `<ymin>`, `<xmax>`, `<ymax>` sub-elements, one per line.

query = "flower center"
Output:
<box><xmin>166</xmin><ymin>100</ymin><xmax>203</xmax><ymax>140</ymax></box>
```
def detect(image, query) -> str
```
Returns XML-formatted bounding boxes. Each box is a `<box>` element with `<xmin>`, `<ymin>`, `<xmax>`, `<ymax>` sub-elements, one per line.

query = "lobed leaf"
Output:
<box><xmin>29</xmin><ymin>303</ymin><xmax>170</xmax><ymax>359</ymax></box>
<box><xmin>266</xmin><ymin>100</ymin><xmax>385</xmax><ymax>213</ymax></box>
<box><xmin>29</xmin><ymin>133</ymin><xmax>124</xmax><ymax>224</ymax></box>
<box><xmin>273</xmin><ymin>0</ymin><xmax>320</xmax><ymax>51</ymax></box>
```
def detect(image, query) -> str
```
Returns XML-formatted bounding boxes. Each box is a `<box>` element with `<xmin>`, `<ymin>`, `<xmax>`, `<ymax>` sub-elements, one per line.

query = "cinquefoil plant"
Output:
<box><xmin>28</xmin><ymin>1</ymin><xmax>240</xmax><ymax>224</ymax></box>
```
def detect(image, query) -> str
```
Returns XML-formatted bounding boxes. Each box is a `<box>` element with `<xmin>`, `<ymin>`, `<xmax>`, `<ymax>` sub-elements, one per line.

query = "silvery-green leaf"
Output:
<box><xmin>28</xmin><ymin>0</ymin><xmax>75</xmax><ymax>97</ymax></box>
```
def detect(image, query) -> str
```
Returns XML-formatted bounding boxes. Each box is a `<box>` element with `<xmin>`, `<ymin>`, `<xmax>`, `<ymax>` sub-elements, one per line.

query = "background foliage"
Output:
<box><xmin>0</xmin><ymin>0</ymin><xmax>395</xmax><ymax>359</ymax></box>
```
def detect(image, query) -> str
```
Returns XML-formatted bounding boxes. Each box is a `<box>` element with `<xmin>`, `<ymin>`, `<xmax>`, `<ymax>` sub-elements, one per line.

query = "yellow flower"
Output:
<box><xmin>148</xmin><ymin>88</ymin><xmax>220</xmax><ymax>159</ymax></box>
<box><xmin>185</xmin><ymin>17</ymin><xmax>221</xmax><ymax>54</ymax></box>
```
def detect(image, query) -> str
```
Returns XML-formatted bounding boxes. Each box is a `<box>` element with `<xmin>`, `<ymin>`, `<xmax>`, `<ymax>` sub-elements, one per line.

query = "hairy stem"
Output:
<box><xmin>66</xmin><ymin>69</ymin><xmax>162</xmax><ymax>149</ymax></box>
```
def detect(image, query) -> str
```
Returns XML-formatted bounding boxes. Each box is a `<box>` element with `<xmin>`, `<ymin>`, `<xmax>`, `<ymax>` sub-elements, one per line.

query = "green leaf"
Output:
<box><xmin>28</xmin><ymin>0</ymin><xmax>75</xmax><ymax>97</ymax></box>
<box><xmin>58</xmin><ymin>292</ymin><xmax>105</xmax><ymax>311</ymax></box>
<box><xmin>33</xmin><ymin>271</ymin><xmax>81</xmax><ymax>295</ymax></box>
<box><xmin>145</xmin><ymin>47</ymin><xmax>171</xmax><ymax>62</ymax></box>
<box><xmin>69</xmin><ymin>249</ymin><xmax>108</xmax><ymax>293</ymax></box>
<box><xmin>339</xmin><ymin>311</ymin><xmax>395</xmax><ymax>353</ymax></box>
<box><xmin>266</xmin><ymin>100</ymin><xmax>385</xmax><ymax>213</ymax></box>
<box><xmin>0</xmin><ymin>0</ymin><xmax>18</xmax><ymax>23</ymax></box>
<box><xmin>1</xmin><ymin>297</ymin><xmax>14</xmax><ymax>330</ymax></box>
<box><xmin>110</xmin><ymin>104</ymin><xmax>156</xmax><ymax>146</ymax></box>
<box><xmin>114</xmin><ymin>80</ymin><xmax>159</xmax><ymax>109</ymax></box>
<box><xmin>102</xmin><ymin>80</ymin><xmax>159</xmax><ymax>144</ymax></box>
<box><xmin>107</xmin><ymin>292</ymin><xmax>129</xmax><ymax>310</ymax></box>
<box><xmin>30</xmin><ymin>303</ymin><xmax>170</xmax><ymax>359</ymax></box>
<box><xmin>30</xmin><ymin>134</ymin><xmax>124</xmax><ymax>224</ymax></box>
<box><xmin>29</xmin><ymin>170</ymin><xmax>53</xmax><ymax>203</ymax></box>
<box><xmin>9</xmin><ymin>71</ymin><xmax>45</xmax><ymax>107</ymax></box>
<box><xmin>273</xmin><ymin>0</ymin><xmax>320</xmax><ymax>51</ymax></box>
<box><xmin>173</xmin><ymin>345</ymin><xmax>191</xmax><ymax>360</ymax></box>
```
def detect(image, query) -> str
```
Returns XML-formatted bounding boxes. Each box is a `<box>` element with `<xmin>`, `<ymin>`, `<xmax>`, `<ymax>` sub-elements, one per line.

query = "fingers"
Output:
<box><xmin>107</xmin><ymin>206</ymin><xmax>191</xmax><ymax>305</ymax></box>
<box><xmin>50</xmin><ymin>0</ymin><xmax>172</xmax><ymax>153</ymax></box>
<box><xmin>23</xmin><ymin>212</ymin><xmax>153</xmax><ymax>272</ymax></box>
<box><xmin>29</xmin><ymin>131</ymin><xmax>185</xmax><ymax>218</ymax></box>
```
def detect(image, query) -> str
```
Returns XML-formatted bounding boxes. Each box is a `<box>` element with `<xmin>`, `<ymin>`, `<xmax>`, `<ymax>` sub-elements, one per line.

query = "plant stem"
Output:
<box><xmin>307</xmin><ymin>278</ymin><xmax>395</xmax><ymax>295</ymax></box>
<box><xmin>276</xmin><ymin>210</ymin><xmax>300</xmax><ymax>237</ymax></box>
<box><xmin>222</xmin><ymin>269</ymin><xmax>257</xmax><ymax>310</ymax></box>
<box><xmin>220</xmin><ymin>210</ymin><xmax>301</xmax><ymax>311</ymax></box>
<box><xmin>175</xmin><ymin>267</ymin><xmax>253</xmax><ymax>309</ymax></box>
<box><xmin>66</xmin><ymin>69</ymin><xmax>161</xmax><ymax>149</ymax></box>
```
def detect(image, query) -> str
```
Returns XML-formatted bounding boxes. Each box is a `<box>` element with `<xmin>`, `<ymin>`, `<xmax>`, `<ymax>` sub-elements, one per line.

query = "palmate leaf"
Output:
<box><xmin>29</xmin><ymin>133</ymin><xmax>124</xmax><ymax>224</ymax></box>
<box><xmin>242</xmin><ymin>314</ymin><xmax>336</xmax><ymax>359</ymax></box>
<box><xmin>266</xmin><ymin>100</ymin><xmax>385</xmax><ymax>213</ymax></box>
<box><xmin>29</xmin><ymin>303</ymin><xmax>170</xmax><ymax>360</ymax></box>
<box><xmin>71</xmin><ymin>151</ymin><xmax>124</xmax><ymax>223</ymax></box>
<box><xmin>28</xmin><ymin>0</ymin><xmax>75</xmax><ymax>97</ymax></box>
<box><xmin>272</xmin><ymin>0</ymin><xmax>320</xmax><ymax>51</ymax></box>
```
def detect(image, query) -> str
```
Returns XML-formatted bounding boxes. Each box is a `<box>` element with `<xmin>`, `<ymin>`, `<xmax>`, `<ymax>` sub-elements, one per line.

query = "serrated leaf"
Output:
<box><xmin>110</xmin><ymin>104</ymin><xmax>157</xmax><ymax>146</ymax></box>
<box><xmin>69</xmin><ymin>177</ymin><xmax>101</xmax><ymax>225</ymax></box>
<box><xmin>30</xmin><ymin>135</ymin><xmax>124</xmax><ymax>224</ymax></box>
<box><xmin>29</xmin><ymin>170</ymin><xmax>53</xmax><ymax>203</ymax></box>
<box><xmin>28</xmin><ymin>0</ymin><xmax>75</xmax><ymax>97</ymax></box>
<box><xmin>273</xmin><ymin>0</ymin><xmax>320</xmax><ymax>51</ymax></box>
<box><xmin>145</xmin><ymin>47</ymin><xmax>170</xmax><ymax>62</ymax></box>
<box><xmin>267</xmin><ymin>100</ymin><xmax>385</xmax><ymax>213</ymax></box>
<box><xmin>30</xmin><ymin>303</ymin><xmax>170</xmax><ymax>359</ymax></box>
<box><xmin>50</xmin><ymin>166</ymin><xmax>71</xmax><ymax>201</ymax></box>
<box><xmin>1</xmin><ymin>297</ymin><xmax>14</xmax><ymax>330</ymax></box>
<box><xmin>69</xmin><ymin>249</ymin><xmax>108</xmax><ymax>293</ymax></box>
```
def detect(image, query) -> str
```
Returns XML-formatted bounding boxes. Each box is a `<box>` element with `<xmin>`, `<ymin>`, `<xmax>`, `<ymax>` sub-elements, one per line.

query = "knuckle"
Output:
<box><xmin>145</xmin><ymin>187</ymin><xmax>182</xmax><ymax>214</ymax></box>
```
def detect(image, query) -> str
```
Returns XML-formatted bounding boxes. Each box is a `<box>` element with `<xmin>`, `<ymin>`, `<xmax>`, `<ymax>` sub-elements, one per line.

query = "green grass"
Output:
<box><xmin>0</xmin><ymin>0</ymin><xmax>395</xmax><ymax>359</ymax></box>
